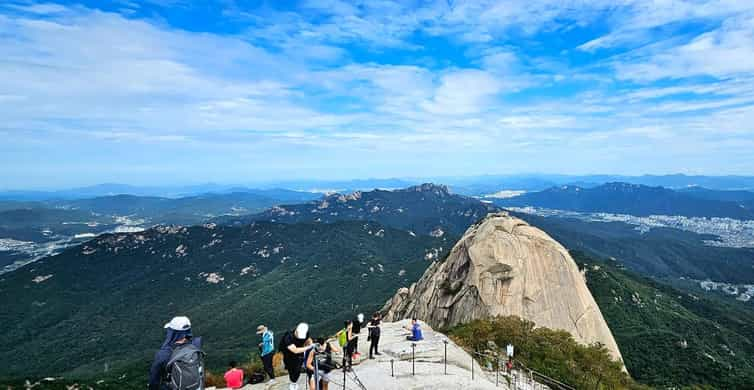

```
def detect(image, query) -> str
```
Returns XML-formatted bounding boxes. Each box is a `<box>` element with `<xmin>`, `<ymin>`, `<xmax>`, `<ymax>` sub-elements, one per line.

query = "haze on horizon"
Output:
<box><xmin>2</xmin><ymin>0</ymin><xmax>754</xmax><ymax>188</ymax></box>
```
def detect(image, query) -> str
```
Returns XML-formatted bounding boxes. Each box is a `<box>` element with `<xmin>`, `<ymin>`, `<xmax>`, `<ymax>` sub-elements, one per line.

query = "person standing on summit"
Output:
<box><xmin>280</xmin><ymin>323</ymin><xmax>317</xmax><ymax>390</ymax></box>
<box><xmin>367</xmin><ymin>312</ymin><xmax>382</xmax><ymax>359</ymax></box>
<box><xmin>257</xmin><ymin>324</ymin><xmax>276</xmax><ymax>384</ymax></box>
<box><xmin>148</xmin><ymin>316</ymin><xmax>204</xmax><ymax>390</ymax></box>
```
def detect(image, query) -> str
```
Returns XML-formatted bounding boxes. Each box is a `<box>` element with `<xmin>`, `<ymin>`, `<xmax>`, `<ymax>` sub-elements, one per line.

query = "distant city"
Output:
<box><xmin>509</xmin><ymin>207</ymin><xmax>754</xmax><ymax>248</ymax></box>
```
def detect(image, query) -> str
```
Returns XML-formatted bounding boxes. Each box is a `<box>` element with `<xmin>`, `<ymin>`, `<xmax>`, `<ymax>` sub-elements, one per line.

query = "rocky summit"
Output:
<box><xmin>208</xmin><ymin>320</ymin><xmax>544</xmax><ymax>390</ymax></box>
<box><xmin>383</xmin><ymin>212</ymin><xmax>624</xmax><ymax>363</ymax></box>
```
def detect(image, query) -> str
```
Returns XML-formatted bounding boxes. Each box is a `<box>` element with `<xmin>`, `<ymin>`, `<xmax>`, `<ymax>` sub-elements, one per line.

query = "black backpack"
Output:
<box><xmin>166</xmin><ymin>343</ymin><xmax>205</xmax><ymax>390</ymax></box>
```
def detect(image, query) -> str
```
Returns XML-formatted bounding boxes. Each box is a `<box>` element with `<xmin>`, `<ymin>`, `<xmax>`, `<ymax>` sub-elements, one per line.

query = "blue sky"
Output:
<box><xmin>1</xmin><ymin>0</ymin><xmax>754</xmax><ymax>188</ymax></box>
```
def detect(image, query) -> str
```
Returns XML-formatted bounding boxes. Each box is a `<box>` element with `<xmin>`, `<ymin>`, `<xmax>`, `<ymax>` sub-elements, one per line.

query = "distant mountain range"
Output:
<box><xmin>5</xmin><ymin>174</ymin><xmax>754</xmax><ymax>200</ymax></box>
<box><xmin>219</xmin><ymin>183</ymin><xmax>498</xmax><ymax>236</ymax></box>
<box><xmin>0</xmin><ymin>191</ymin><xmax>320</xmax><ymax>271</ymax></box>
<box><xmin>495</xmin><ymin>182</ymin><xmax>754</xmax><ymax>219</ymax></box>
<box><xmin>0</xmin><ymin>184</ymin><xmax>321</xmax><ymax>202</ymax></box>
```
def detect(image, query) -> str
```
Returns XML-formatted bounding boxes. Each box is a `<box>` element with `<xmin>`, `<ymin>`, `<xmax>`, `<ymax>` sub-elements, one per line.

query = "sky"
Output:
<box><xmin>1</xmin><ymin>0</ymin><xmax>754</xmax><ymax>188</ymax></box>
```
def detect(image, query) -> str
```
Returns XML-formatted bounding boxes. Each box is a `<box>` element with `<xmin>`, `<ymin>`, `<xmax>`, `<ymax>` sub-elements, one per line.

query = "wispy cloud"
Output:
<box><xmin>1</xmin><ymin>0</ymin><xmax>753</xmax><ymax>187</ymax></box>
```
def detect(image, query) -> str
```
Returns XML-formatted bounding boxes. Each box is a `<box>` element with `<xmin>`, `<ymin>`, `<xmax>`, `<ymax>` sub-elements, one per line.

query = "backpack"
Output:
<box><xmin>337</xmin><ymin>329</ymin><xmax>348</xmax><ymax>348</ymax></box>
<box><xmin>166</xmin><ymin>343</ymin><xmax>205</xmax><ymax>390</ymax></box>
<box><xmin>249</xmin><ymin>372</ymin><xmax>266</xmax><ymax>384</ymax></box>
<box><xmin>279</xmin><ymin>331</ymin><xmax>291</xmax><ymax>354</ymax></box>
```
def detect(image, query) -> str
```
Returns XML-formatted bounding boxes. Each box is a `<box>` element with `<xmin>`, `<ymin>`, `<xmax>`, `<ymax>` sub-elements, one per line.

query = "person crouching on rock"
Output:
<box><xmin>223</xmin><ymin>361</ymin><xmax>244</xmax><ymax>389</ymax></box>
<box><xmin>404</xmin><ymin>317</ymin><xmax>424</xmax><ymax>342</ymax></box>
<box><xmin>306</xmin><ymin>337</ymin><xmax>339</xmax><ymax>390</ymax></box>
<box><xmin>148</xmin><ymin>316</ymin><xmax>204</xmax><ymax>390</ymax></box>
<box><xmin>281</xmin><ymin>323</ymin><xmax>317</xmax><ymax>390</ymax></box>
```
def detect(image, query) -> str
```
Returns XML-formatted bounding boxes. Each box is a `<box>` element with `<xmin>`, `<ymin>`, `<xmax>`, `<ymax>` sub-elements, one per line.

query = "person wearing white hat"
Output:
<box><xmin>148</xmin><ymin>316</ymin><xmax>203</xmax><ymax>390</ymax></box>
<box><xmin>281</xmin><ymin>323</ymin><xmax>317</xmax><ymax>390</ymax></box>
<box><xmin>257</xmin><ymin>324</ymin><xmax>276</xmax><ymax>383</ymax></box>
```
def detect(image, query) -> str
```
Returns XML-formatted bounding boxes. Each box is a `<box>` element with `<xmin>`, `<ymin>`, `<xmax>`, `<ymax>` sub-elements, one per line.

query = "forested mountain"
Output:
<box><xmin>219</xmin><ymin>183</ymin><xmax>498</xmax><ymax>236</ymax></box>
<box><xmin>679</xmin><ymin>186</ymin><xmax>754</xmax><ymax>203</ymax></box>
<box><xmin>0</xmin><ymin>220</ymin><xmax>449</xmax><ymax>380</ymax></box>
<box><xmin>496</xmin><ymin>182</ymin><xmax>754</xmax><ymax>219</ymax></box>
<box><xmin>577</xmin><ymin>252</ymin><xmax>754</xmax><ymax>388</ymax></box>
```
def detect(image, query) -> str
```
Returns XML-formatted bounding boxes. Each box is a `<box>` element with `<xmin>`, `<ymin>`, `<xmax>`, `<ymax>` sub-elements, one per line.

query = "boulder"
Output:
<box><xmin>382</xmin><ymin>212</ymin><xmax>624</xmax><ymax>363</ymax></box>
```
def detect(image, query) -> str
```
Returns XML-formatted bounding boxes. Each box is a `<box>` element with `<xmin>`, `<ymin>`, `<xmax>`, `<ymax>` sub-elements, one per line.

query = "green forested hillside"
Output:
<box><xmin>0</xmin><ymin>221</ymin><xmax>449</xmax><ymax>382</ymax></box>
<box><xmin>575</xmin><ymin>251</ymin><xmax>754</xmax><ymax>388</ymax></box>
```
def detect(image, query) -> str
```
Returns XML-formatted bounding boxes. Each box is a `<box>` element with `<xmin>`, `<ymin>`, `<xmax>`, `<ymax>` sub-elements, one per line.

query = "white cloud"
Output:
<box><xmin>421</xmin><ymin>69</ymin><xmax>503</xmax><ymax>115</ymax></box>
<box><xmin>615</xmin><ymin>15</ymin><xmax>754</xmax><ymax>81</ymax></box>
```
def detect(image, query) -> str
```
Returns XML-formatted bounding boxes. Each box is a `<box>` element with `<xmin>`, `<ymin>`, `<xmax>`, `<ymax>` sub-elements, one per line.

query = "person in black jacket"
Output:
<box><xmin>148</xmin><ymin>316</ymin><xmax>202</xmax><ymax>390</ymax></box>
<box><xmin>367</xmin><ymin>312</ymin><xmax>382</xmax><ymax>359</ymax></box>
<box><xmin>281</xmin><ymin>323</ymin><xmax>317</xmax><ymax>390</ymax></box>
<box><xmin>350</xmin><ymin>313</ymin><xmax>364</xmax><ymax>356</ymax></box>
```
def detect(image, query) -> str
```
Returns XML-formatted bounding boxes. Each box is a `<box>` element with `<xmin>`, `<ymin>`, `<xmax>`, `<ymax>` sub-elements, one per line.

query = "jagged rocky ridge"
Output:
<box><xmin>217</xmin><ymin>183</ymin><xmax>498</xmax><ymax>236</ymax></box>
<box><xmin>383</xmin><ymin>212</ymin><xmax>624</xmax><ymax>363</ymax></box>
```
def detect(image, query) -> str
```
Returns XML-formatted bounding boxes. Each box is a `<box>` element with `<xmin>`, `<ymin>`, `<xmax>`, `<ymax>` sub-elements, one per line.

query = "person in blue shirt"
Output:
<box><xmin>257</xmin><ymin>324</ymin><xmax>276</xmax><ymax>383</ymax></box>
<box><xmin>404</xmin><ymin>318</ymin><xmax>424</xmax><ymax>341</ymax></box>
<box><xmin>148</xmin><ymin>316</ymin><xmax>202</xmax><ymax>390</ymax></box>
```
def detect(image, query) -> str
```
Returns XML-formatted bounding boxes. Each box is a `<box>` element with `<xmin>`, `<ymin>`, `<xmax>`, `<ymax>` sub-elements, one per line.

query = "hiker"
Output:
<box><xmin>367</xmin><ymin>312</ymin><xmax>382</xmax><ymax>359</ymax></box>
<box><xmin>280</xmin><ymin>323</ymin><xmax>317</xmax><ymax>390</ymax></box>
<box><xmin>257</xmin><ymin>324</ymin><xmax>276</xmax><ymax>383</ymax></box>
<box><xmin>306</xmin><ymin>337</ymin><xmax>339</xmax><ymax>390</ymax></box>
<box><xmin>148</xmin><ymin>316</ymin><xmax>204</xmax><ymax>390</ymax></box>
<box><xmin>404</xmin><ymin>317</ymin><xmax>424</xmax><ymax>341</ymax></box>
<box><xmin>337</xmin><ymin>320</ymin><xmax>354</xmax><ymax>370</ymax></box>
<box><xmin>224</xmin><ymin>361</ymin><xmax>244</xmax><ymax>389</ymax></box>
<box><xmin>351</xmin><ymin>313</ymin><xmax>365</xmax><ymax>356</ymax></box>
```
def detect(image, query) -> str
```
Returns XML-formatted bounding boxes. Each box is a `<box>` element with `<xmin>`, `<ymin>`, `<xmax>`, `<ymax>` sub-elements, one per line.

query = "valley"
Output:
<box><xmin>2</xmin><ymin>182</ymin><xmax>754</xmax><ymax>389</ymax></box>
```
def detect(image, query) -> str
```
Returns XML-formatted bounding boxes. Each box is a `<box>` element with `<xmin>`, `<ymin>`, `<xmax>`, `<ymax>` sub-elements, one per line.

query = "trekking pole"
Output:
<box><xmin>314</xmin><ymin>352</ymin><xmax>321</xmax><ymax>390</ymax></box>
<box><xmin>443</xmin><ymin>340</ymin><xmax>448</xmax><ymax>375</ymax></box>
<box><xmin>411</xmin><ymin>343</ymin><xmax>416</xmax><ymax>376</ymax></box>
<box><xmin>343</xmin><ymin>355</ymin><xmax>347</xmax><ymax>390</ymax></box>
<box><xmin>390</xmin><ymin>359</ymin><xmax>394</xmax><ymax>377</ymax></box>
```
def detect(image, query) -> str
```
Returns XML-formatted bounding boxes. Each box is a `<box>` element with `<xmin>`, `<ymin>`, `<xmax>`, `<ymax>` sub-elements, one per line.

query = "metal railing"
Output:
<box><xmin>312</xmin><ymin>338</ymin><xmax>575</xmax><ymax>390</ymax></box>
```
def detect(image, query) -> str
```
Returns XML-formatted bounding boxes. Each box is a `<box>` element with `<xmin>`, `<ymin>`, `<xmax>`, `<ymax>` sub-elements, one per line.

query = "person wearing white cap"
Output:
<box><xmin>148</xmin><ymin>316</ymin><xmax>203</xmax><ymax>390</ymax></box>
<box><xmin>281</xmin><ymin>323</ymin><xmax>317</xmax><ymax>390</ymax></box>
<box><xmin>257</xmin><ymin>324</ymin><xmax>276</xmax><ymax>383</ymax></box>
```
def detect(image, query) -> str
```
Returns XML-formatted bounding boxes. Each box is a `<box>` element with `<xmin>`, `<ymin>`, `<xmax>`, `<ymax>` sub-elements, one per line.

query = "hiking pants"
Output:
<box><xmin>262</xmin><ymin>353</ymin><xmax>275</xmax><ymax>379</ymax></box>
<box><xmin>285</xmin><ymin>358</ymin><xmax>303</xmax><ymax>382</ymax></box>
<box><xmin>369</xmin><ymin>334</ymin><xmax>380</xmax><ymax>357</ymax></box>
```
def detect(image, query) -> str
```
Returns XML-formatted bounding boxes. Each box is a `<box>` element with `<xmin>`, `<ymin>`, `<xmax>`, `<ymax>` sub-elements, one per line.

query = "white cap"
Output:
<box><xmin>357</xmin><ymin>313</ymin><xmax>364</xmax><ymax>323</ymax></box>
<box><xmin>294</xmin><ymin>323</ymin><xmax>309</xmax><ymax>339</ymax></box>
<box><xmin>164</xmin><ymin>316</ymin><xmax>191</xmax><ymax>331</ymax></box>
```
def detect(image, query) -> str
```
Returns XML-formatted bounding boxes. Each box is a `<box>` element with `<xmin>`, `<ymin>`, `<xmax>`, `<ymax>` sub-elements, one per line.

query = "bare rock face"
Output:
<box><xmin>383</xmin><ymin>212</ymin><xmax>624</xmax><ymax>363</ymax></box>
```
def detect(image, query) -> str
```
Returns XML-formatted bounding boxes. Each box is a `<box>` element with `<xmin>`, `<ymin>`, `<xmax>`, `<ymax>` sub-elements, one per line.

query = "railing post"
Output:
<box><xmin>443</xmin><ymin>340</ymin><xmax>448</xmax><ymax>375</ymax></box>
<box><xmin>390</xmin><ymin>358</ymin><xmax>394</xmax><ymax>377</ymax></box>
<box><xmin>411</xmin><ymin>343</ymin><xmax>416</xmax><ymax>376</ymax></box>
<box><xmin>471</xmin><ymin>354</ymin><xmax>474</xmax><ymax>380</ymax></box>
<box><xmin>495</xmin><ymin>352</ymin><xmax>499</xmax><ymax>387</ymax></box>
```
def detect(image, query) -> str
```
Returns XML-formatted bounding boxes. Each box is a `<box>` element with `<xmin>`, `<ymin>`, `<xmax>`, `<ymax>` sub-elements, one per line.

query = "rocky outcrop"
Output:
<box><xmin>208</xmin><ymin>320</ymin><xmax>540</xmax><ymax>390</ymax></box>
<box><xmin>383</xmin><ymin>212</ymin><xmax>624</xmax><ymax>363</ymax></box>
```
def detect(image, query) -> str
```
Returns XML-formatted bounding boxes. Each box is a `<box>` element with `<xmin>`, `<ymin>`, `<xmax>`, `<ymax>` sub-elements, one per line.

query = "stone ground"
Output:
<box><xmin>208</xmin><ymin>320</ymin><xmax>547</xmax><ymax>390</ymax></box>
